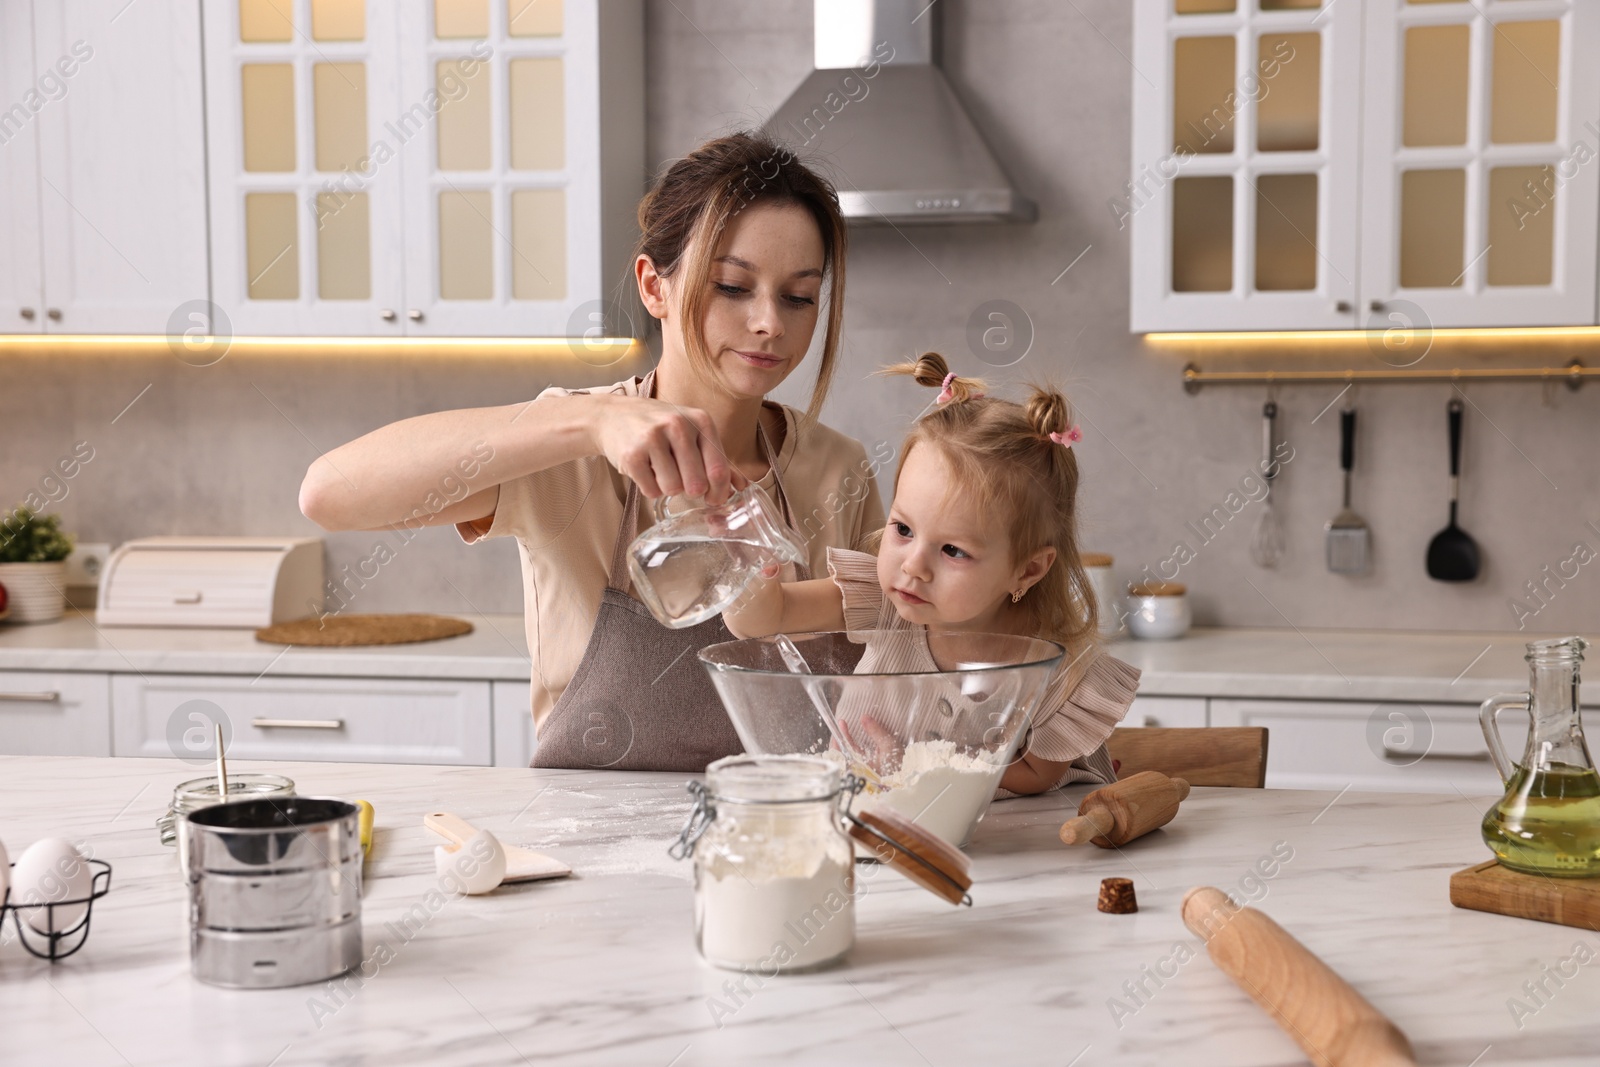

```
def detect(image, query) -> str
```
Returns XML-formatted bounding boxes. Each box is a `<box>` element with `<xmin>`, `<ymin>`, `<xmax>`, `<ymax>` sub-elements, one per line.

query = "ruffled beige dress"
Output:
<box><xmin>826</xmin><ymin>547</ymin><xmax>1141</xmax><ymax>794</ymax></box>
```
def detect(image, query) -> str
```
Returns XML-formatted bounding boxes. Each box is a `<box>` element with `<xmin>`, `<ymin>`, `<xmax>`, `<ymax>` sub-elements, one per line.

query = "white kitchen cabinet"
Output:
<box><xmin>204</xmin><ymin>0</ymin><xmax>644</xmax><ymax>337</ymax></box>
<box><xmin>0</xmin><ymin>0</ymin><xmax>210</xmax><ymax>334</ymax></box>
<box><xmin>0</xmin><ymin>670</ymin><xmax>111</xmax><ymax>756</ymax></box>
<box><xmin>1123</xmin><ymin>695</ymin><xmax>1208</xmax><ymax>729</ymax></box>
<box><xmin>112</xmin><ymin>673</ymin><xmax>493</xmax><ymax>766</ymax></box>
<box><xmin>1131</xmin><ymin>0</ymin><xmax>1600</xmax><ymax>332</ymax></box>
<box><xmin>1210</xmin><ymin>697</ymin><xmax>1523</xmax><ymax>795</ymax></box>
<box><xmin>492</xmin><ymin>679</ymin><xmax>535</xmax><ymax>767</ymax></box>
<box><xmin>1360</xmin><ymin>0</ymin><xmax>1600</xmax><ymax>327</ymax></box>
<box><xmin>1130</xmin><ymin>0</ymin><xmax>1364</xmax><ymax>331</ymax></box>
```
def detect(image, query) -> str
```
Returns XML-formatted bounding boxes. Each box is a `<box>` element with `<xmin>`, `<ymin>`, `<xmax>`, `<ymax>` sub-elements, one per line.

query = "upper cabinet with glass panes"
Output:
<box><xmin>1130</xmin><ymin>0</ymin><xmax>1600</xmax><ymax>332</ymax></box>
<box><xmin>204</xmin><ymin>0</ymin><xmax>644</xmax><ymax>336</ymax></box>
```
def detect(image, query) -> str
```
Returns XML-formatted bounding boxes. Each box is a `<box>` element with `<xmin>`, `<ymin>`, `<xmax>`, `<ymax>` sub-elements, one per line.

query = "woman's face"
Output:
<box><xmin>663</xmin><ymin>200</ymin><xmax>826</xmax><ymax>400</ymax></box>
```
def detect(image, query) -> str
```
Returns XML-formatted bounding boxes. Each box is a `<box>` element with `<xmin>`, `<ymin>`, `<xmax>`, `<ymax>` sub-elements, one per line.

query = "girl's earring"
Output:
<box><xmin>1011</xmin><ymin>589</ymin><xmax>1024</xmax><ymax>603</ymax></box>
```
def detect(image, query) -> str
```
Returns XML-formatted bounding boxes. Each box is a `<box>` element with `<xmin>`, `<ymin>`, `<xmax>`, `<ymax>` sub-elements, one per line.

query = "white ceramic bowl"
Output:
<box><xmin>1126</xmin><ymin>589</ymin><xmax>1191</xmax><ymax>640</ymax></box>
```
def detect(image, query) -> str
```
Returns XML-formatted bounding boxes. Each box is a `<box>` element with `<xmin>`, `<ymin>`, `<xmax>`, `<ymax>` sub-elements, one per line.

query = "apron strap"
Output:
<box><xmin>604</xmin><ymin>389</ymin><xmax>805</xmax><ymax>591</ymax></box>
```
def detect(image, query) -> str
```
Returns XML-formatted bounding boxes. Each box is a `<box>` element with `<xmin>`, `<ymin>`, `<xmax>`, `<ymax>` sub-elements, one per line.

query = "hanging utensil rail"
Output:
<box><xmin>1181</xmin><ymin>361</ymin><xmax>1591</xmax><ymax>394</ymax></box>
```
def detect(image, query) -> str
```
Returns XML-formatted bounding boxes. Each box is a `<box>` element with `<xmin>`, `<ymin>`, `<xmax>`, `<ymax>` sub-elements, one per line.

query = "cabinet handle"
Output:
<box><xmin>0</xmin><ymin>691</ymin><xmax>61</xmax><ymax>702</ymax></box>
<box><xmin>47</xmin><ymin>308</ymin><xmax>62</xmax><ymax>321</ymax></box>
<box><xmin>408</xmin><ymin>309</ymin><xmax>424</xmax><ymax>322</ymax></box>
<box><xmin>251</xmin><ymin>717</ymin><xmax>345</xmax><ymax>730</ymax></box>
<box><xmin>172</xmin><ymin>591</ymin><xmax>203</xmax><ymax>604</ymax></box>
<box><xmin>1381</xmin><ymin>747</ymin><xmax>1490</xmax><ymax>763</ymax></box>
<box><xmin>1369</xmin><ymin>300</ymin><xmax>1386</xmax><ymax>313</ymax></box>
<box><xmin>1141</xmin><ymin>716</ymin><xmax>1159</xmax><ymax>728</ymax></box>
<box><xmin>381</xmin><ymin>308</ymin><xmax>397</xmax><ymax>321</ymax></box>
<box><xmin>1333</xmin><ymin>300</ymin><xmax>1351</xmax><ymax>314</ymax></box>
<box><xmin>19</xmin><ymin>307</ymin><xmax>35</xmax><ymax>320</ymax></box>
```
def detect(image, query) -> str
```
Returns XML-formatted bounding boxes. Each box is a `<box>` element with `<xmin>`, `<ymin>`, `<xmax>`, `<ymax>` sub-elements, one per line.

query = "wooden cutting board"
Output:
<box><xmin>1449</xmin><ymin>860</ymin><xmax>1600</xmax><ymax>931</ymax></box>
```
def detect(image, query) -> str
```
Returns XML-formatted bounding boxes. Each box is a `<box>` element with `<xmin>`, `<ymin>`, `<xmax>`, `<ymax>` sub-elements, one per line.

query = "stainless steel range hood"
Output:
<box><xmin>763</xmin><ymin>0</ymin><xmax>1036</xmax><ymax>225</ymax></box>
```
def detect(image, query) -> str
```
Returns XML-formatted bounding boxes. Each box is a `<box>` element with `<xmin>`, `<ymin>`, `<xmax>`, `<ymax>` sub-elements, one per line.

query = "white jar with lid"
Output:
<box><xmin>674</xmin><ymin>755</ymin><xmax>856</xmax><ymax>973</ymax></box>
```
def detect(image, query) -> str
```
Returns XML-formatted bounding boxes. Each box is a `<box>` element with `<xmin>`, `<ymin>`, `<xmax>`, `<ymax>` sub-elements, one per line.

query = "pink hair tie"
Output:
<box><xmin>1049</xmin><ymin>425</ymin><xmax>1083</xmax><ymax>447</ymax></box>
<box><xmin>935</xmin><ymin>372</ymin><xmax>957</xmax><ymax>404</ymax></box>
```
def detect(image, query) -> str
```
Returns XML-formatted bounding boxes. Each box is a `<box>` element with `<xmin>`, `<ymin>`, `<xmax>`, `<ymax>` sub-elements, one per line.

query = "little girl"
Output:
<box><xmin>724</xmin><ymin>352</ymin><xmax>1140</xmax><ymax>795</ymax></box>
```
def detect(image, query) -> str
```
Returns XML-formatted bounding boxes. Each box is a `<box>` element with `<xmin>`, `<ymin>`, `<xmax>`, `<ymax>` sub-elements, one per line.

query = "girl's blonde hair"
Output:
<box><xmin>879</xmin><ymin>352</ymin><xmax>1098</xmax><ymax>653</ymax></box>
<box><xmin>635</xmin><ymin>132</ymin><xmax>848</xmax><ymax>423</ymax></box>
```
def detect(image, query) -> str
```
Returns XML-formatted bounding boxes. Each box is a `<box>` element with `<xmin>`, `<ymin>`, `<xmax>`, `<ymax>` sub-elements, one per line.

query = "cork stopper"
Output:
<box><xmin>1097</xmin><ymin>877</ymin><xmax>1138</xmax><ymax>914</ymax></box>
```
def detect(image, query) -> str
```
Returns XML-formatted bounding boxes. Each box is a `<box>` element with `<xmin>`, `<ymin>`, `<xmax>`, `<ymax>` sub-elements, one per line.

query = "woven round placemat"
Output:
<box><xmin>255</xmin><ymin>613</ymin><xmax>474</xmax><ymax>647</ymax></box>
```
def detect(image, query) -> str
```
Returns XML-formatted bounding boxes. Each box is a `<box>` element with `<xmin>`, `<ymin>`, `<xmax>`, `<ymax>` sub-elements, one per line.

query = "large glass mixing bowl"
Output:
<box><xmin>699</xmin><ymin>631</ymin><xmax>1064</xmax><ymax>847</ymax></box>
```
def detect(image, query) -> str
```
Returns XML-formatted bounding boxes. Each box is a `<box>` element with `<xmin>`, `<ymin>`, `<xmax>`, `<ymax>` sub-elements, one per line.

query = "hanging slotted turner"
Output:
<box><xmin>1326</xmin><ymin>407</ymin><xmax>1370</xmax><ymax>574</ymax></box>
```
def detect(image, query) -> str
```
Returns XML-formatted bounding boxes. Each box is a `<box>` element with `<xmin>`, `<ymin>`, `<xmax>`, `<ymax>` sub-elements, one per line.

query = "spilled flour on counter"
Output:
<box><xmin>859</xmin><ymin>739</ymin><xmax>1006</xmax><ymax>847</ymax></box>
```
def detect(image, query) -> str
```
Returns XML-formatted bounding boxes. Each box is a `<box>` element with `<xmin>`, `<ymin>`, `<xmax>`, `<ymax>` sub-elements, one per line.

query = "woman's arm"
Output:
<box><xmin>300</xmin><ymin>393</ymin><xmax>737</xmax><ymax>532</ymax></box>
<box><xmin>723</xmin><ymin>575</ymin><xmax>846</xmax><ymax>639</ymax></box>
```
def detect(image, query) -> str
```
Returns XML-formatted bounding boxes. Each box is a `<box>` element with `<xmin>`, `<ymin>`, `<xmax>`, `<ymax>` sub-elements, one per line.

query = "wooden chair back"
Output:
<box><xmin>1106</xmin><ymin>726</ymin><xmax>1269</xmax><ymax>789</ymax></box>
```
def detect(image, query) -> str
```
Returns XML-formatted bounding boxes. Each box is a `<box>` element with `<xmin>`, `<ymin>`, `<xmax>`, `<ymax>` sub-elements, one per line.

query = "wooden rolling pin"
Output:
<box><xmin>1181</xmin><ymin>886</ymin><xmax>1416</xmax><ymax>1067</ymax></box>
<box><xmin>1059</xmin><ymin>770</ymin><xmax>1190</xmax><ymax>847</ymax></box>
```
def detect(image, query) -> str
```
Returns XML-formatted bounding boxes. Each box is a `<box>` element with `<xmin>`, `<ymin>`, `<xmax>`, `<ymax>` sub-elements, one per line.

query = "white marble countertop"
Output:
<box><xmin>0</xmin><ymin>612</ymin><xmax>534</xmax><ymax>681</ymax></box>
<box><xmin>2</xmin><ymin>755</ymin><xmax>1595</xmax><ymax>1066</ymax></box>
<box><xmin>1</xmin><ymin>614</ymin><xmax>1594</xmax><ymax>704</ymax></box>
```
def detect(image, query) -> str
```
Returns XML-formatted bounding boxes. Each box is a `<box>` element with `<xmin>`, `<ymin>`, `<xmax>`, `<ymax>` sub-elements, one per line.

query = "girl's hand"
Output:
<box><xmin>722</xmin><ymin>562</ymin><xmax>785</xmax><ymax>638</ymax></box>
<box><xmin>590</xmin><ymin>395</ymin><xmax>744</xmax><ymax>503</ymax></box>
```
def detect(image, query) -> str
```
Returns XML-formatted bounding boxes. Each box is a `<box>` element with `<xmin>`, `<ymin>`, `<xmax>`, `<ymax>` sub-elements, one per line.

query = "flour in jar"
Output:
<box><xmin>859</xmin><ymin>739</ymin><xmax>1006</xmax><ymax>847</ymax></box>
<box><xmin>696</xmin><ymin>825</ymin><xmax>854</xmax><ymax>972</ymax></box>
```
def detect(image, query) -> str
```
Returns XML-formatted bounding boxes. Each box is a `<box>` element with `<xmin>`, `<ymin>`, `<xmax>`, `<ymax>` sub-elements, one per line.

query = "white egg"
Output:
<box><xmin>0</xmin><ymin>837</ymin><xmax>9</xmax><ymax>906</ymax></box>
<box><xmin>11</xmin><ymin>837</ymin><xmax>92</xmax><ymax>935</ymax></box>
<box><xmin>434</xmin><ymin>829</ymin><xmax>506</xmax><ymax>895</ymax></box>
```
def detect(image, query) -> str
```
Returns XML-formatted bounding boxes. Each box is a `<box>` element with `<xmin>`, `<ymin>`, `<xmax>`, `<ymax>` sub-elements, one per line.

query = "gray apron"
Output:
<box><xmin>533</xmin><ymin>396</ymin><xmax>810</xmax><ymax>772</ymax></box>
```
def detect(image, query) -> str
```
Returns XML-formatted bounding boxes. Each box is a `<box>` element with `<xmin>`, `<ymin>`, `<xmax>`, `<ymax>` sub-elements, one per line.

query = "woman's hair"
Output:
<box><xmin>878</xmin><ymin>352</ymin><xmax>1099</xmax><ymax>653</ymax></box>
<box><xmin>635</xmin><ymin>131</ymin><xmax>848</xmax><ymax>422</ymax></box>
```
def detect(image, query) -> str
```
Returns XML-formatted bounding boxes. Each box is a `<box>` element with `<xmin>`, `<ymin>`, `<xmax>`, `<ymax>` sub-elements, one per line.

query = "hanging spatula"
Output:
<box><xmin>1326</xmin><ymin>407</ymin><xmax>1370</xmax><ymax>574</ymax></box>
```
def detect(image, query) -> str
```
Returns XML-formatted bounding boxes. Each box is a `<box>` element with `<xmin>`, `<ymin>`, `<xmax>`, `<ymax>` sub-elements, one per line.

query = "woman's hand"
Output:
<box><xmin>590</xmin><ymin>395</ymin><xmax>744</xmax><ymax>503</ymax></box>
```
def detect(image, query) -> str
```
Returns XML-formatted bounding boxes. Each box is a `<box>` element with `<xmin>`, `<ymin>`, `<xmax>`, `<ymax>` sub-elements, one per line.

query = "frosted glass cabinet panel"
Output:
<box><xmin>207</xmin><ymin>0</ymin><xmax>642</xmax><ymax>337</ymax></box>
<box><xmin>0</xmin><ymin>0</ymin><xmax>210</xmax><ymax>334</ymax></box>
<box><xmin>1131</xmin><ymin>0</ymin><xmax>1362</xmax><ymax>331</ymax></box>
<box><xmin>1360</xmin><ymin>0</ymin><xmax>1600</xmax><ymax>327</ymax></box>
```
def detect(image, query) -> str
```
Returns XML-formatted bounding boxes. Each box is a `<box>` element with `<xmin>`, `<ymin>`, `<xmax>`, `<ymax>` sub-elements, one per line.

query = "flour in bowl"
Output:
<box><xmin>859</xmin><ymin>739</ymin><xmax>1006</xmax><ymax>847</ymax></box>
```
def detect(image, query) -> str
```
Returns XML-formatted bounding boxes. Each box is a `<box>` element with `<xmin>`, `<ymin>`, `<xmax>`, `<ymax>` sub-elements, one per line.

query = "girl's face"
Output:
<box><xmin>877</xmin><ymin>444</ymin><xmax>1055</xmax><ymax>632</ymax></box>
<box><xmin>656</xmin><ymin>200</ymin><xmax>825</xmax><ymax>401</ymax></box>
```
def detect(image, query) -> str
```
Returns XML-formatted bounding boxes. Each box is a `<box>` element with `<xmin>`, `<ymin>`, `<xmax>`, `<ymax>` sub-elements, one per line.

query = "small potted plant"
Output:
<box><xmin>0</xmin><ymin>506</ymin><xmax>76</xmax><ymax>623</ymax></box>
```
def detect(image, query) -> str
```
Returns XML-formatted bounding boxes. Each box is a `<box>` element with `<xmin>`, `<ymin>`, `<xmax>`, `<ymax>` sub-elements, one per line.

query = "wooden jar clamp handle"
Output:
<box><xmin>1182</xmin><ymin>887</ymin><xmax>1417</xmax><ymax>1067</ymax></box>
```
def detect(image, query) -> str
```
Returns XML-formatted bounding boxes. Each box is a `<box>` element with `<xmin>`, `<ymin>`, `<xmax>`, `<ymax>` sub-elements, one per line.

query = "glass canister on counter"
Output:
<box><xmin>1480</xmin><ymin>636</ymin><xmax>1600</xmax><ymax>877</ymax></box>
<box><xmin>1081</xmin><ymin>553</ymin><xmax>1121</xmax><ymax>637</ymax></box>
<box><xmin>159</xmin><ymin>774</ymin><xmax>296</xmax><ymax>874</ymax></box>
<box><xmin>673</xmin><ymin>755</ymin><xmax>857</xmax><ymax>972</ymax></box>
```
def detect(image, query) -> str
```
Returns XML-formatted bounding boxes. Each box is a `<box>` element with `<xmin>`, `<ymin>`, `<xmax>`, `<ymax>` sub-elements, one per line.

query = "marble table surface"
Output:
<box><xmin>2</xmin><ymin>756</ymin><xmax>1596</xmax><ymax>1066</ymax></box>
<box><xmin>3</xmin><ymin>614</ymin><xmax>1595</xmax><ymax>705</ymax></box>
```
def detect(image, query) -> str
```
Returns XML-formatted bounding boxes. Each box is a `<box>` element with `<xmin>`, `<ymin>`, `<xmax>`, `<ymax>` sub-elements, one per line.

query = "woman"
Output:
<box><xmin>300</xmin><ymin>132</ymin><xmax>886</xmax><ymax>772</ymax></box>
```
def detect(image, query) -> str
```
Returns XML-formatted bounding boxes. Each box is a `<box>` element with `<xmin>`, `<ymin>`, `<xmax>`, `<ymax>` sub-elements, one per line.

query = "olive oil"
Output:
<box><xmin>1481</xmin><ymin>763</ymin><xmax>1600</xmax><ymax>878</ymax></box>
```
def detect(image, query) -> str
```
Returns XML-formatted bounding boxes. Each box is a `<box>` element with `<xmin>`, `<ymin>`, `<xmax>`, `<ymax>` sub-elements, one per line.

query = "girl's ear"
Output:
<box><xmin>636</xmin><ymin>254</ymin><xmax>670</xmax><ymax>320</ymax></box>
<box><xmin>1015</xmin><ymin>546</ymin><xmax>1057</xmax><ymax>594</ymax></box>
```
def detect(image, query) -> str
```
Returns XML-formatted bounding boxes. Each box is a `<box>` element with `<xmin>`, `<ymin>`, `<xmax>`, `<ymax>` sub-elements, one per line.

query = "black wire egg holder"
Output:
<box><xmin>2</xmin><ymin>859</ymin><xmax>113</xmax><ymax>961</ymax></box>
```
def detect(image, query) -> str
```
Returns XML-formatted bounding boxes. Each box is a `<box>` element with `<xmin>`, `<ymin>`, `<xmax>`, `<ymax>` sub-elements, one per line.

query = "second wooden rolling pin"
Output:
<box><xmin>1059</xmin><ymin>770</ymin><xmax>1190</xmax><ymax>847</ymax></box>
<box><xmin>1182</xmin><ymin>886</ymin><xmax>1417</xmax><ymax>1067</ymax></box>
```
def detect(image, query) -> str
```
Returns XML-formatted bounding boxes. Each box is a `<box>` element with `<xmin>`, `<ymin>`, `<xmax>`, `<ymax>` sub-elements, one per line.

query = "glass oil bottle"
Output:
<box><xmin>1480</xmin><ymin>636</ymin><xmax>1600</xmax><ymax>877</ymax></box>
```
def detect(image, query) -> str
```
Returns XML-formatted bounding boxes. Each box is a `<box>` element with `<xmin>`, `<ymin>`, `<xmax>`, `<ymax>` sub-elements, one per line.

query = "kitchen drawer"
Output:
<box><xmin>1123</xmin><ymin>696</ymin><xmax>1207</xmax><ymax>729</ymax></box>
<box><xmin>492</xmin><ymin>681</ymin><xmax>536</xmax><ymax>768</ymax></box>
<box><xmin>111</xmin><ymin>674</ymin><xmax>491</xmax><ymax>766</ymax></box>
<box><xmin>0</xmin><ymin>670</ymin><xmax>111</xmax><ymax>756</ymax></box>
<box><xmin>1210</xmin><ymin>699</ymin><xmax>1526</xmax><ymax>795</ymax></box>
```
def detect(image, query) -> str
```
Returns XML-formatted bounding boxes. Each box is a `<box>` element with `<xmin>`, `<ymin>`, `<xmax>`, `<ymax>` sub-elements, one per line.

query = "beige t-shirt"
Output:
<box><xmin>458</xmin><ymin>374</ymin><xmax>890</xmax><ymax>731</ymax></box>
